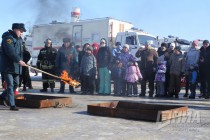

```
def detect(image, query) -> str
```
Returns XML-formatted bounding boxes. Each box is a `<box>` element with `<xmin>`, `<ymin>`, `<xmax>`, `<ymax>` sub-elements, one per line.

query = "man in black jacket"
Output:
<box><xmin>198</xmin><ymin>40</ymin><xmax>210</xmax><ymax>99</ymax></box>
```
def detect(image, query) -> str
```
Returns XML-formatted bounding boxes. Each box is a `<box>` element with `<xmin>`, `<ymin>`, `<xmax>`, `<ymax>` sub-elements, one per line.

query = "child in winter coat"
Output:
<box><xmin>111</xmin><ymin>60</ymin><xmax>124</xmax><ymax>96</ymax></box>
<box><xmin>155</xmin><ymin>61</ymin><xmax>167</xmax><ymax>97</ymax></box>
<box><xmin>80</xmin><ymin>46</ymin><xmax>97</xmax><ymax>95</ymax></box>
<box><xmin>125</xmin><ymin>61</ymin><xmax>142</xmax><ymax>96</ymax></box>
<box><xmin>188</xmin><ymin>64</ymin><xmax>198</xmax><ymax>99</ymax></box>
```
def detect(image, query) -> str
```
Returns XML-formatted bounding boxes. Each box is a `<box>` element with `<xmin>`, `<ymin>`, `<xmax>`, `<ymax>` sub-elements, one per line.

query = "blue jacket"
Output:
<box><xmin>0</xmin><ymin>30</ymin><xmax>23</xmax><ymax>74</ymax></box>
<box><xmin>55</xmin><ymin>45</ymin><xmax>78</xmax><ymax>76</ymax></box>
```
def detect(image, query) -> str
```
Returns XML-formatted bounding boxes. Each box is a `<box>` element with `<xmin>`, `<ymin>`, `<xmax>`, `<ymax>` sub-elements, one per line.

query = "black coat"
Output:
<box><xmin>199</xmin><ymin>46</ymin><xmax>210</xmax><ymax>73</ymax></box>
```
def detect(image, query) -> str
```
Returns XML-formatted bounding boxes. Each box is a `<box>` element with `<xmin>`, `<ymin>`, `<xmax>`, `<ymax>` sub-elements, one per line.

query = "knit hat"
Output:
<box><xmin>203</xmin><ymin>40</ymin><xmax>209</xmax><ymax>44</ymax></box>
<box><xmin>123</xmin><ymin>44</ymin><xmax>130</xmax><ymax>50</ymax></box>
<box><xmin>192</xmin><ymin>40</ymin><xmax>199</xmax><ymax>46</ymax></box>
<box><xmin>145</xmin><ymin>40</ymin><xmax>153</xmax><ymax>46</ymax></box>
<box><xmin>115</xmin><ymin>42</ymin><xmax>121</xmax><ymax>46</ymax></box>
<box><xmin>170</xmin><ymin>43</ymin><xmax>175</xmax><ymax>47</ymax></box>
<box><xmin>100</xmin><ymin>38</ymin><xmax>106</xmax><ymax>44</ymax></box>
<box><xmin>161</xmin><ymin>43</ymin><xmax>167</xmax><ymax>47</ymax></box>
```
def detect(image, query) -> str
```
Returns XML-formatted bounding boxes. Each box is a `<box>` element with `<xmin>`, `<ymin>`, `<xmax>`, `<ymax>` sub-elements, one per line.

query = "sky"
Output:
<box><xmin>0</xmin><ymin>0</ymin><xmax>209</xmax><ymax>42</ymax></box>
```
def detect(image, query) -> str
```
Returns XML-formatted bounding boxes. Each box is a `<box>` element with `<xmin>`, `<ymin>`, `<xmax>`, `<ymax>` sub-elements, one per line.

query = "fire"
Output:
<box><xmin>60</xmin><ymin>70</ymin><xmax>80</xmax><ymax>88</ymax></box>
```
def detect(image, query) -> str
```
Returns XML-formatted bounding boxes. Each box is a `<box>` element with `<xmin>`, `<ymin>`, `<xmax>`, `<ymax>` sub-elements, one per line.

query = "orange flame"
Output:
<box><xmin>60</xmin><ymin>70</ymin><xmax>80</xmax><ymax>88</ymax></box>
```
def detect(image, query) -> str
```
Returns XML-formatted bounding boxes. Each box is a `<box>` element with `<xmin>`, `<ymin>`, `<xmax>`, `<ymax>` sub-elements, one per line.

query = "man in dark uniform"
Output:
<box><xmin>37</xmin><ymin>38</ymin><xmax>57</xmax><ymax>92</ymax></box>
<box><xmin>0</xmin><ymin>23</ymin><xmax>27</xmax><ymax>111</ymax></box>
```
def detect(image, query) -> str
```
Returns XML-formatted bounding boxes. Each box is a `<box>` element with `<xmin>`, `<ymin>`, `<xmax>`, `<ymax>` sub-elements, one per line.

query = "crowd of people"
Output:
<box><xmin>26</xmin><ymin>37</ymin><xmax>210</xmax><ymax>100</ymax></box>
<box><xmin>1</xmin><ymin>23</ymin><xmax>210</xmax><ymax>111</ymax></box>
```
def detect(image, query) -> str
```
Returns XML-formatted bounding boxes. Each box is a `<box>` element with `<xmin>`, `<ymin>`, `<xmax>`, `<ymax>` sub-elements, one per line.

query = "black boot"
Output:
<box><xmin>69</xmin><ymin>86</ymin><xmax>76</xmax><ymax>94</ymax></box>
<box><xmin>10</xmin><ymin>106</ymin><xmax>19</xmax><ymax>111</ymax></box>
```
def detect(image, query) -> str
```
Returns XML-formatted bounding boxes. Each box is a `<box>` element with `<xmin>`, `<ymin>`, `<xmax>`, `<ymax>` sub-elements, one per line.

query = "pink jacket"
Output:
<box><xmin>125</xmin><ymin>65</ymin><xmax>142</xmax><ymax>83</ymax></box>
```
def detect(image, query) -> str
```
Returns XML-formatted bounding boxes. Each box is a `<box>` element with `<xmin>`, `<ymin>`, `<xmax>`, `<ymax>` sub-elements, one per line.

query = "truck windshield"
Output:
<box><xmin>138</xmin><ymin>35</ymin><xmax>157</xmax><ymax>47</ymax></box>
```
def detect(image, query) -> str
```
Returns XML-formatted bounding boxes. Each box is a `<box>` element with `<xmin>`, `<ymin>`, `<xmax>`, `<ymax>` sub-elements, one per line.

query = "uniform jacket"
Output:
<box><xmin>37</xmin><ymin>46</ymin><xmax>57</xmax><ymax>72</ymax></box>
<box><xmin>0</xmin><ymin>30</ymin><xmax>23</xmax><ymax>74</ymax></box>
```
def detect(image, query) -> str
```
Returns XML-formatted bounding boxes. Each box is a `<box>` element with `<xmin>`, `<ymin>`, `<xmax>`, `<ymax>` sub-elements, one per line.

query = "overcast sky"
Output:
<box><xmin>0</xmin><ymin>0</ymin><xmax>209</xmax><ymax>41</ymax></box>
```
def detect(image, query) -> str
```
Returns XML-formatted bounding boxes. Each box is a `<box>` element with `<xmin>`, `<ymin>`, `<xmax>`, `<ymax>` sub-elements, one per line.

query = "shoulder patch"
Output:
<box><xmin>7</xmin><ymin>39</ymin><xmax>12</xmax><ymax>44</ymax></box>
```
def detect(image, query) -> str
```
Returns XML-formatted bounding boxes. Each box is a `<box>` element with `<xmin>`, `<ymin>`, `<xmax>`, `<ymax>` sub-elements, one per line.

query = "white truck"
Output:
<box><xmin>116</xmin><ymin>28</ymin><xmax>158</xmax><ymax>59</ymax></box>
<box><xmin>29</xmin><ymin>17</ymin><xmax>134</xmax><ymax>66</ymax></box>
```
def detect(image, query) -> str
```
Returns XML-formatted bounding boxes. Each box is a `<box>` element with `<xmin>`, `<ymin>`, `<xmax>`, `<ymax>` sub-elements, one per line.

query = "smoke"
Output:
<box><xmin>34</xmin><ymin>0</ymin><xmax>73</xmax><ymax>24</ymax></box>
<box><xmin>54</xmin><ymin>27</ymin><xmax>72</xmax><ymax>40</ymax></box>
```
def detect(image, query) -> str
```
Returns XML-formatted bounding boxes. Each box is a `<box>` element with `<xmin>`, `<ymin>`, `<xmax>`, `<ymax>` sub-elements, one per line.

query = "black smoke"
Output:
<box><xmin>34</xmin><ymin>0</ymin><xmax>73</xmax><ymax>24</ymax></box>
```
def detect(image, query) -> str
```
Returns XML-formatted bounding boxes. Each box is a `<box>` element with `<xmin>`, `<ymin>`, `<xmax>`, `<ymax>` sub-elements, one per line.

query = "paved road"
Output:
<box><xmin>0</xmin><ymin>78</ymin><xmax>210</xmax><ymax>140</ymax></box>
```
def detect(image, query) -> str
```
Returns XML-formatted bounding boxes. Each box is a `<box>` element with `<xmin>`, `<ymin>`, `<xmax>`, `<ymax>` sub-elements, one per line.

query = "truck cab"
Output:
<box><xmin>116</xmin><ymin>29</ymin><xmax>157</xmax><ymax>60</ymax></box>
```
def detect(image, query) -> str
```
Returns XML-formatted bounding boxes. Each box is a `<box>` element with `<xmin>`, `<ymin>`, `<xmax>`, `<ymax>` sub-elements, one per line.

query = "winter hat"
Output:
<box><xmin>63</xmin><ymin>38</ymin><xmax>71</xmax><ymax>42</ymax></box>
<box><xmin>100</xmin><ymin>38</ymin><xmax>106</xmax><ymax>44</ymax></box>
<box><xmin>115</xmin><ymin>42</ymin><xmax>121</xmax><ymax>46</ymax></box>
<box><xmin>170</xmin><ymin>43</ymin><xmax>175</xmax><ymax>47</ymax></box>
<box><xmin>192</xmin><ymin>40</ymin><xmax>199</xmax><ymax>46</ymax></box>
<box><xmin>12</xmin><ymin>23</ymin><xmax>27</xmax><ymax>32</ymax></box>
<box><xmin>161</xmin><ymin>43</ymin><xmax>167</xmax><ymax>47</ymax></box>
<box><xmin>145</xmin><ymin>40</ymin><xmax>153</xmax><ymax>46</ymax></box>
<box><xmin>203</xmin><ymin>40</ymin><xmax>209</xmax><ymax>44</ymax></box>
<box><xmin>92</xmin><ymin>42</ymin><xmax>99</xmax><ymax>49</ymax></box>
<box><xmin>92</xmin><ymin>42</ymin><xmax>99</xmax><ymax>56</ymax></box>
<box><xmin>123</xmin><ymin>44</ymin><xmax>130</xmax><ymax>50</ymax></box>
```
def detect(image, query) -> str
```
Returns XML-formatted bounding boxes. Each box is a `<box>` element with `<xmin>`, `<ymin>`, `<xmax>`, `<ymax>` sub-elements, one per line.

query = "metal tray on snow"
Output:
<box><xmin>87</xmin><ymin>101</ymin><xmax>188</xmax><ymax>122</ymax></box>
<box><xmin>15</xmin><ymin>94</ymin><xmax>72</xmax><ymax>108</ymax></box>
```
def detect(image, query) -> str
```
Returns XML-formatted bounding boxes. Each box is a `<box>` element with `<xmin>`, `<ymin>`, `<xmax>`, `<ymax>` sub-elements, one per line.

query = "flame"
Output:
<box><xmin>60</xmin><ymin>70</ymin><xmax>80</xmax><ymax>88</ymax></box>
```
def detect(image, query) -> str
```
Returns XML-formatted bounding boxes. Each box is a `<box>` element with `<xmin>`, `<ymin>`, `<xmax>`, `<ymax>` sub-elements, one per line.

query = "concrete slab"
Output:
<box><xmin>0</xmin><ymin>80</ymin><xmax>210</xmax><ymax>140</ymax></box>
